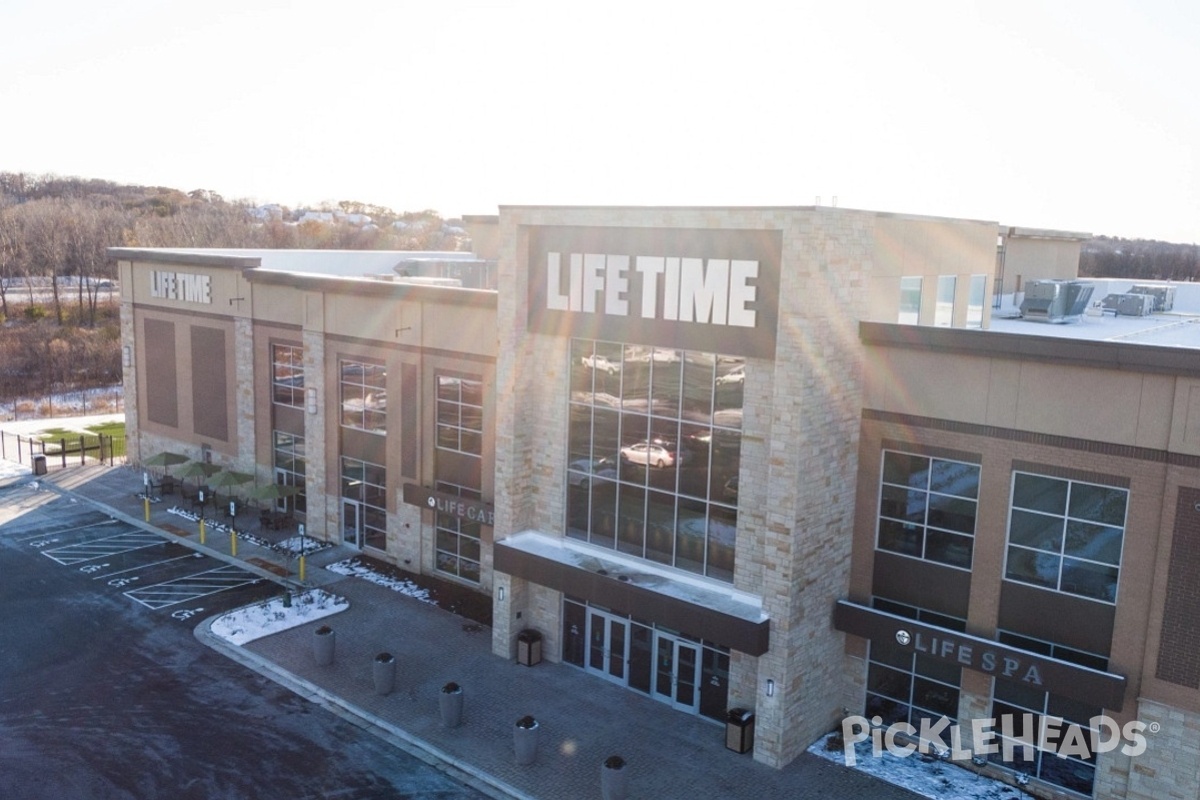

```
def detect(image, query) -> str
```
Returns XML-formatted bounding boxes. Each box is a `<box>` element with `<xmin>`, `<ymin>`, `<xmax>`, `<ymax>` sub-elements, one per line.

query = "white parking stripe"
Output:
<box><xmin>124</xmin><ymin>565</ymin><xmax>261</xmax><ymax>610</ymax></box>
<box><xmin>41</xmin><ymin>531</ymin><xmax>164</xmax><ymax>565</ymax></box>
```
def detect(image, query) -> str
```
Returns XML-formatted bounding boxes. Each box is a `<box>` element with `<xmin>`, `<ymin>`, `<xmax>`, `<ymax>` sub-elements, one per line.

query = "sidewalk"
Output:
<box><xmin>12</xmin><ymin>463</ymin><xmax>925</xmax><ymax>800</ymax></box>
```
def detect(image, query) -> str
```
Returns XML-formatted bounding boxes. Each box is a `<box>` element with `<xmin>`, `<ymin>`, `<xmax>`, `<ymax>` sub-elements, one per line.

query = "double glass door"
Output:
<box><xmin>342</xmin><ymin>499</ymin><xmax>362</xmax><ymax>548</ymax></box>
<box><xmin>584</xmin><ymin>608</ymin><xmax>700</xmax><ymax>713</ymax></box>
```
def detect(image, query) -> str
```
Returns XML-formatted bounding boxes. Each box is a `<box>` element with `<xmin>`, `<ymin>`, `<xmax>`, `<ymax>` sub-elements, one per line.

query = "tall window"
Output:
<box><xmin>877</xmin><ymin>450</ymin><xmax>979</xmax><ymax>569</ymax></box>
<box><xmin>272</xmin><ymin>344</ymin><xmax>304</xmax><ymax>407</ymax></box>
<box><xmin>272</xmin><ymin>431</ymin><xmax>306</xmax><ymax>517</ymax></box>
<box><xmin>989</xmin><ymin>631</ymin><xmax>1108</xmax><ymax>797</ymax></box>
<box><xmin>935</xmin><ymin>275</ymin><xmax>956</xmax><ymax>327</ymax></box>
<box><xmin>341</xmin><ymin>456</ymin><xmax>387</xmax><ymax>550</ymax></box>
<box><xmin>435</xmin><ymin>480</ymin><xmax>482</xmax><ymax>582</ymax></box>
<box><xmin>436</xmin><ymin>374</ymin><xmax>483</xmax><ymax>455</ymax></box>
<box><xmin>966</xmin><ymin>275</ymin><xmax>987</xmax><ymax>328</ymax></box>
<box><xmin>866</xmin><ymin>599</ymin><xmax>965</xmax><ymax>730</ymax></box>
<box><xmin>567</xmin><ymin>340</ymin><xmax>742</xmax><ymax>583</ymax></box>
<box><xmin>898</xmin><ymin>277</ymin><xmax>922</xmax><ymax>325</ymax></box>
<box><xmin>1004</xmin><ymin>472</ymin><xmax>1127</xmax><ymax>603</ymax></box>
<box><xmin>340</xmin><ymin>358</ymin><xmax>386</xmax><ymax>433</ymax></box>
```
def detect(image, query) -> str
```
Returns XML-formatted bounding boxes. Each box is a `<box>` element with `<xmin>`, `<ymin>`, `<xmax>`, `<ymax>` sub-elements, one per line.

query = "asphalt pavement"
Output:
<box><xmin>5</xmin><ymin>462</ymin><xmax>926</xmax><ymax>800</ymax></box>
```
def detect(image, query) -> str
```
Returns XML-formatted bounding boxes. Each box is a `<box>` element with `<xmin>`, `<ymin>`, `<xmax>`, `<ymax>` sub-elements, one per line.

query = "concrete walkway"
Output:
<box><xmin>4</xmin><ymin>462</ymin><xmax>926</xmax><ymax>800</ymax></box>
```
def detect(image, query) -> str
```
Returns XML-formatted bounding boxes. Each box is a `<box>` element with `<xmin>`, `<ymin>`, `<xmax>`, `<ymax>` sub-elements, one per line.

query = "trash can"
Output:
<box><xmin>312</xmin><ymin>625</ymin><xmax>335</xmax><ymax>666</ymax></box>
<box><xmin>373</xmin><ymin>652</ymin><xmax>396</xmax><ymax>695</ymax></box>
<box><xmin>725</xmin><ymin>708</ymin><xmax>755</xmax><ymax>754</ymax></box>
<box><xmin>32</xmin><ymin>455</ymin><xmax>47</xmax><ymax>476</ymax></box>
<box><xmin>517</xmin><ymin>629</ymin><xmax>543</xmax><ymax>666</ymax></box>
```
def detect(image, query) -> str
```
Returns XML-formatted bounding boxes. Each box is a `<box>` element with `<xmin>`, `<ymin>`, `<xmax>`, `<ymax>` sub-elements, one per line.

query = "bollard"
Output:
<box><xmin>373</xmin><ymin>652</ymin><xmax>396</xmax><ymax>695</ymax></box>
<box><xmin>199</xmin><ymin>518</ymin><xmax>206</xmax><ymax>545</ymax></box>
<box><xmin>230</xmin><ymin>529</ymin><xmax>237</xmax><ymax>557</ymax></box>
<box><xmin>144</xmin><ymin>495</ymin><xmax>150</xmax><ymax>522</ymax></box>
<box><xmin>299</xmin><ymin>554</ymin><xmax>306</xmax><ymax>582</ymax></box>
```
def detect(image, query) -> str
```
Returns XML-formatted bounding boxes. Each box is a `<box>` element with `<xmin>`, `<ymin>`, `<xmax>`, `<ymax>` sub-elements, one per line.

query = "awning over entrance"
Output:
<box><xmin>494</xmin><ymin>531</ymin><xmax>770</xmax><ymax>655</ymax></box>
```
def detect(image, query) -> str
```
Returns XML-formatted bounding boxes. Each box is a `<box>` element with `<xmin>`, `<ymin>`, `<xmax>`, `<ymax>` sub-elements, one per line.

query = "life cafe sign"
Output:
<box><xmin>150</xmin><ymin>271</ymin><xmax>212</xmax><ymax>304</ymax></box>
<box><xmin>527</xmin><ymin>226</ymin><xmax>782</xmax><ymax>358</ymax></box>
<box><xmin>403</xmin><ymin>483</ymin><xmax>495</xmax><ymax>526</ymax></box>
<box><xmin>833</xmin><ymin>600</ymin><xmax>1127</xmax><ymax>710</ymax></box>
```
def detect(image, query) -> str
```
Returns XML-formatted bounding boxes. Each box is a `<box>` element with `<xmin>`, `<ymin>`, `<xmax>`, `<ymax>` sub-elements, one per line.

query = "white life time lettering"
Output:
<box><xmin>150</xmin><ymin>271</ymin><xmax>212</xmax><ymax>304</ymax></box>
<box><xmin>545</xmin><ymin>252</ymin><xmax>758</xmax><ymax>328</ymax></box>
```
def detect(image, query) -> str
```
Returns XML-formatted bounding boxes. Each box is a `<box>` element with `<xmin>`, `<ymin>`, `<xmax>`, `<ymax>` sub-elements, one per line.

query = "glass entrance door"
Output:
<box><xmin>653</xmin><ymin>633</ymin><xmax>701</xmax><ymax>713</ymax></box>
<box><xmin>586</xmin><ymin>610</ymin><xmax>628</xmax><ymax>684</ymax></box>
<box><xmin>341</xmin><ymin>499</ymin><xmax>362</xmax><ymax>548</ymax></box>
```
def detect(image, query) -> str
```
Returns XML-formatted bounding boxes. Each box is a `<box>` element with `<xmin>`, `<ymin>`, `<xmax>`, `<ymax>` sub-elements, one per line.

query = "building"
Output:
<box><xmin>111</xmin><ymin>205</ymin><xmax>1199</xmax><ymax>800</ymax></box>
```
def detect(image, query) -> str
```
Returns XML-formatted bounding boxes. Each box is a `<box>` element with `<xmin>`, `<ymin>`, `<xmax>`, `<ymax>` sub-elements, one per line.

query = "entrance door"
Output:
<box><xmin>341</xmin><ymin>499</ymin><xmax>362</xmax><ymax>548</ymax></box>
<box><xmin>653</xmin><ymin>633</ymin><xmax>701</xmax><ymax>713</ymax></box>
<box><xmin>586</xmin><ymin>610</ymin><xmax>628</xmax><ymax>684</ymax></box>
<box><xmin>273</xmin><ymin>468</ymin><xmax>293</xmax><ymax>514</ymax></box>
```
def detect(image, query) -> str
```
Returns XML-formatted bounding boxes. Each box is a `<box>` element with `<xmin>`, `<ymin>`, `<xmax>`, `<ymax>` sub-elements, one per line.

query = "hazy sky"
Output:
<box><xmin>3</xmin><ymin>0</ymin><xmax>1197</xmax><ymax>243</ymax></box>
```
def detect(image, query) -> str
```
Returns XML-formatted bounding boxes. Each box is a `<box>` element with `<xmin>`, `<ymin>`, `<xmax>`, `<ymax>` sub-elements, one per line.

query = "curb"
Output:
<box><xmin>194</xmin><ymin>613</ymin><xmax>532</xmax><ymax>800</ymax></box>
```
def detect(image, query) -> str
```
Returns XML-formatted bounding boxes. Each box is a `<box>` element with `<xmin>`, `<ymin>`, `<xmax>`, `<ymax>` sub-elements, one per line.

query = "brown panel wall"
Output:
<box><xmin>272</xmin><ymin>404</ymin><xmax>305</xmax><ymax>437</ymax></box>
<box><xmin>400</xmin><ymin>362</ymin><xmax>417</xmax><ymax>479</ymax></box>
<box><xmin>144</xmin><ymin>318</ymin><xmax>178</xmax><ymax>427</ymax></box>
<box><xmin>998</xmin><ymin>580</ymin><xmax>1115</xmax><ymax>656</ymax></box>
<box><xmin>190</xmin><ymin>326</ymin><xmax>228</xmax><ymax>441</ymax></box>
<box><xmin>872</xmin><ymin>551</ymin><xmax>972</xmax><ymax>618</ymax></box>
<box><xmin>341</xmin><ymin>427</ymin><xmax>387</xmax><ymax>467</ymax></box>
<box><xmin>1156</xmin><ymin>487</ymin><xmax>1200</xmax><ymax>687</ymax></box>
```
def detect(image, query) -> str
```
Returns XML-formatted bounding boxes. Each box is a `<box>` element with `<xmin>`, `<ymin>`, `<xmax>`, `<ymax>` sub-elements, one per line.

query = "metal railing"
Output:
<box><xmin>0</xmin><ymin>430</ymin><xmax>127</xmax><ymax>471</ymax></box>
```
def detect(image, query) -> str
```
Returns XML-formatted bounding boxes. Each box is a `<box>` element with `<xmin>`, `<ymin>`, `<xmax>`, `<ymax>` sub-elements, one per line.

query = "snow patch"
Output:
<box><xmin>326</xmin><ymin>558</ymin><xmax>434</xmax><ymax>605</ymax></box>
<box><xmin>210</xmin><ymin>588</ymin><xmax>348</xmax><ymax>645</ymax></box>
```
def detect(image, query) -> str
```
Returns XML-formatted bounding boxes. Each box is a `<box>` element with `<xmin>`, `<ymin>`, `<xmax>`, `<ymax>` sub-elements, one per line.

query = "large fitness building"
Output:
<box><xmin>111</xmin><ymin>205</ymin><xmax>1200</xmax><ymax>800</ymax></box>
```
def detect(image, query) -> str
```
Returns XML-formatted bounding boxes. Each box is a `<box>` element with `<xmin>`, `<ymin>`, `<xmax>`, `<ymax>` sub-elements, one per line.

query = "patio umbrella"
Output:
<box><xmin>143</xmin><ymin>450</ymin><xmax>190</xmax><ymax>474</ymax></box>
<box><xmin>248</xmin><ymin>483</ymin><xmax>300</xmax><ymax>502</ymax></box>
<box><xmin>175</xmin><ymin>460</ymin><xmax>221</xmax><ymax>484</ymax></box>
<box><xmin>207</xmin><ymin>469</ymin><xmax>255</xmax><ymax>491</ymax></box>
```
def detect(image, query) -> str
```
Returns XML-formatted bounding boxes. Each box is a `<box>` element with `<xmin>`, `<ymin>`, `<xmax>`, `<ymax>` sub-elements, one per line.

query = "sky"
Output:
<box><xmin>2</xmin><ymin>0</ymin><xmax>1197</xmax><ymax>243</ymax></box>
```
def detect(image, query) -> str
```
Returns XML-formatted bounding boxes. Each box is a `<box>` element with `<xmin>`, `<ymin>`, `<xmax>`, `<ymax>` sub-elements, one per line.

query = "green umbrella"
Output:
<box><xmin>143</xmin><ymin>451</ymin><xmax>190</xmax><ymax>474</ymax></box>
<box><xmin>207</xmin><ymin>469</ymin><xmax>255</xmax><ymax>490</ymax></box>
<box><xmin>248</xmin><ymin>483</ymin><xmax>300</xmax><ymax>502</ymax></box>
<box><xmin>175</xmin><ymin>461</ymin><xmax>221</xmax><ymax>482</ymax></box>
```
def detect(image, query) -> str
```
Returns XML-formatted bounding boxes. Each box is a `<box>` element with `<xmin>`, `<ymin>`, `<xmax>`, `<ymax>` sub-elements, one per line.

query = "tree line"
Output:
<box><xmin>0</xmin><ymin>171</ymin><xmax>466</xmax><ymax>326</ymax></box>
<box><xmin>1078</xmin><ymin>236</ymin><xmax>1200</xmax><ymax>282</ymax></box>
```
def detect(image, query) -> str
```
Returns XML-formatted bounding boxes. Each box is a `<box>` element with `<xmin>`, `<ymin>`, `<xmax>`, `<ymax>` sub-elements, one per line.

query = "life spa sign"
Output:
<box><xmin>528</xmin><ymin>226</ymin><xmax>782</xmax><ymax>358</ymax></box>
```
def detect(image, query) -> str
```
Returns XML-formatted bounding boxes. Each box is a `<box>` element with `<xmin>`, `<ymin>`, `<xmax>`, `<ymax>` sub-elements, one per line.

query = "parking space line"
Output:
<box><xmin>91</xmin><ymin>551</ymin><xmax>205</xmax><ymax>580</ymax></box>
<box><xmin>41</xmin><ymin>531</ymin><xmax>165</xmax><ymax>565</ymax></box>
<box><xmin>14</xmin><ymin>518</ymin><xmax>120</xmax><ymax>544</ymax></box>
<box><xmin>124</xmin><ymin>564</ymin><xmax>262</xmax><ymax>610</ymax></box>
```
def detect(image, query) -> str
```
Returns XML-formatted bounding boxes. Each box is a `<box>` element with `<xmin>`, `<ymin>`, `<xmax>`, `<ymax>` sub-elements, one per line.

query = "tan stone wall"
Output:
<box><xmin>1123</xmin><ymin>698</ymin><xmax>1200</xmax><ymax>800</ymax></box>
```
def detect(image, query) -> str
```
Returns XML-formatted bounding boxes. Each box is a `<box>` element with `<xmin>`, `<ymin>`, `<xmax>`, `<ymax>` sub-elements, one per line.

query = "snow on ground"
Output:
<box><xmin>326</xmin><ymin>558</ymin><xmax>433</xmax><ymax>604</ymax></box>
<box><xmin>0</xmin><ymin>459</ymin><xmax>31</xmax><ymax>484</ymax></box>
<box><xmin>808</xmin><ymin>732</ymin><xmax>1027</xmax><ymax>800</ymax></box>
<box><xmin>210</xmin><ymin>589</ymin><xmax>348</xmax><ymax>645</ymax></box>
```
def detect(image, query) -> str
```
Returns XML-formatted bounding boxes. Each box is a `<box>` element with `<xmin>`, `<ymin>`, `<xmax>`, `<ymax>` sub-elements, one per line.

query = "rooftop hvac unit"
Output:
<box><xmin>1019</xmin><ymin>280</ymin><xmax>1095</xmax><ymax>323</ymax></box>
<box><xmin>1100</xmin><ymin>292</ymin><xmax>1156</xmax><ymax>317</ymax></box>
<box><xmin>1128</xmin><ymin>284</ymin><xmax>1175</xmax><ymax>312</ymax></box>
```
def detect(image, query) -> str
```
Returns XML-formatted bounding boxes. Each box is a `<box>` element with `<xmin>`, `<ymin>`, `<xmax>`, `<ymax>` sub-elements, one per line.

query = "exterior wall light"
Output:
<box><xmin>305</xmin><ymin>387</ymin><xmax>318</xmax><ymax>414</ymax></box>
<box><xmin>498</xmin><ymin>586</ymin><xmax>506</xmax><ymax>602</ymax></box>
<box><xmin>122</xmin><ymin>345</ymin><xmax>132</xmax><ymax>368</ymax></box>
<box><xmin>766</xmin><ymin>679</ymin><xmax>775</xmax><ymax>697</ymax></box>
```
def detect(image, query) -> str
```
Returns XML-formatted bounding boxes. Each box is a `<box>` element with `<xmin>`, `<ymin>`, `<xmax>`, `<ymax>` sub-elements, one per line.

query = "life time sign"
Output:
<box><xmin>150</xmin><ymin>271</ymin><xmax>212</xmax><ymax>304</ymax></box>
<box><xmin>528</xmin><ymin>226</ymin><xmax>781</xmax><ymax>358</ymax></box>
<box><xmin>402</xmin><ymin>483</ymin><xmax>495</xmax><ymax>526</ymax></box>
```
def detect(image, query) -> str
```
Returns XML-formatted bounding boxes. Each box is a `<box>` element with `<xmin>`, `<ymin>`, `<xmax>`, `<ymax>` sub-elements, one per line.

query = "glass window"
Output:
<box><xmin>877</xmin><ymin>450</ymin><xmax>979</xmax><ymax>569</ymax></box>
<box><xmin>272</xmin><ymin>431</ymin><xmax>306</xmax><ymax>517</ymax></box>
<box><xmin>434</xmin><ymin>480</ymin><xmax>482</xmax><ymax>583</ymax></box>
<box><xmin>866</xmin><ymin>599</ymin><xmax>965</xmax><ymax>732</ymax></box>
<box><xmin>966</xmin><ymin>275</ymin><xmax>987</xmax><ymax>329</ymax></box>
<box><xmin>436</xmin><ymin>373</ymin><xmax>483</xmax><ymax>456</ymax></box>
<box><xmin>271</xmin><ymin>344</ymin><xmax>304</xmax><ymax>407</ymax></box>
<box><xmin>899</xmin><ymin>277</ymin><xmax>922</xmax><ymax>325</ymax></box>
<box><xmin>1004</xmin><ymin>472</ymin><xmax>1127</xmax><ymax>603</ymax></box>
<box><xmin>935</xmin><ymin>275</ymin><xmax>956</xmax><ymax>327</ymax></box>
<box><xmin>339</xmin><ymin>358</ymin><xmax>386</xmax><ymax>433</ymax></box>
<box><xmin>341</xmin><ymin>456</ymin><xmax>386</xmax><ymax>550</ymax></box>
<box><xmin>566</xmin><ymin>340</ymin><xmax>741</xmax><ymax>583</ymax></box>
<box><xmin>989</xmin><ymin>631</ymin><xmax>1108</xmax><ymax>797</ymax></box>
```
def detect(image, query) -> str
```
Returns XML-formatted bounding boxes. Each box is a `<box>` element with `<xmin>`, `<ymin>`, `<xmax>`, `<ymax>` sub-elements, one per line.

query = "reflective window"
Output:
<box><xmin>866</xmin><ymin>599</ymin><xmax>965</xmax><ymax>732</ymax></box>
<box><xmin>1004</xmin><ymin>472</ymin><xmax>1127</xmax><ymax>603</ymax></box>
<box><xmin>966</xmin><ymin>275</ymin><xmax>987</xmax><ymax>329</ymax></box>
<box><xmin>434</xmin><ymin>480</ymin><xmax>482</xmax><ymax>583</ymax></box>
<box><xmin>272</xmin><ymin>431</ymin><xmax>306</xmax><ymax>517</ymax></box>
<box><xmin>568</xmin><ymin>340</ymin><xmax>741</xmax><ymax>583</ymax></box>
<box><xmin>271</xmin><ymin>344</ymin><xmax>304</xmax><ymax>407</ymax></box>
<box><xmin>877</xmin><ymin>451</ymin><xmax>979</xmax><ymax>569</ymax></box>
<box><xmin>339</xmin><ymin>358</ymin><xmax>386</xmax><ymax>433</ymax></box>
<box><xmin>341</xmin><ymin>456</ymin><xmax>386</xmax><ymax>550</ymax></box>
<box><xmin>989</xmin><ymin>631</ymin><xmax>1108</xmax><ymax>797</ymax></box>
<box><xmin>935</xmin><ymin>275</ymin><xmax>956</xmax><ymax>327</ymax></box>
<box><xmin>899</xmin><ymin>277</ymin><xmax>922</xmax><ymax>325</ymax></box>
<box><xmin>436</xmin><ymin>374</ymin><xmax>483</xmax><ymax>456</ymax></box>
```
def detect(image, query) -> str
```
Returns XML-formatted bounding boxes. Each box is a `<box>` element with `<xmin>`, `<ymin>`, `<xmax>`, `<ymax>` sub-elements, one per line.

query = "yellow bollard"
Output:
<box><xmin>231</xmin><ymin>530</ymin><xmax>237</xmax><ymax>557</ymax></box>
<box><xmin>144</xmin><ymin>496</ymin><xmax>150</xmax><ymax>522</ymax></box>
<box><xmin>199</xmin><ymin>518</ymin><xmax>206</xmax><ymax>545</ymax></box>
<box><xmin>299</xmin><ymin>555</ymin><xmax>306</xmax><ymax>583</ymax></box>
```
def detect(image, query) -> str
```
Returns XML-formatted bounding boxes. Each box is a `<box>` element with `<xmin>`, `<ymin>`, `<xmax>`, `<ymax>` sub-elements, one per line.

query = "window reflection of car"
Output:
<box><xmin>567</xmin><ymin>457</ymin><xmax>618</xmax><ymax>488</ymax></box>
<box><xmin>716</xmin><ymin>365</ymin><xmax>745</xmax><ymax>385</ymax></box>
<box><xmin>581</xmin><ymin>355</ymin><xmax>619</xmax><ymax>375</ymax></box>
<box><xmin>620</xmin><ymin>441</ymin><xmax>681</xmax><ymax>468</ymax></box>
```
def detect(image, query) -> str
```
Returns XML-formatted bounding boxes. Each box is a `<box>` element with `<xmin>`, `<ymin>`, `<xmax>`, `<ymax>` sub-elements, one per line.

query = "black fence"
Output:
<box><xmin>0</xmin><ymin>430</ymin><xmax>127</xmax><ymax>472</ymax></box>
